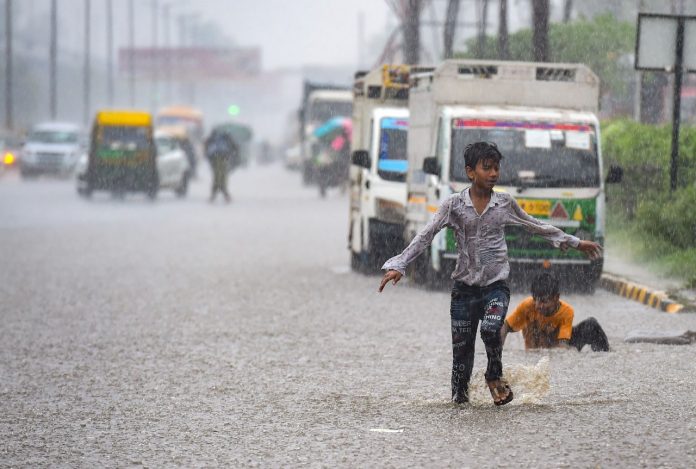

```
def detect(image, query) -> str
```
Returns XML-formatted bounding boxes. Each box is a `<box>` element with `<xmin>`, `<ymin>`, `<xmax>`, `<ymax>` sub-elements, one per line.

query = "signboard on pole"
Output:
<box><xmin>635</xmin><ymin>13</ymin><xmax>696</xmax><ymax>191</ymax></box>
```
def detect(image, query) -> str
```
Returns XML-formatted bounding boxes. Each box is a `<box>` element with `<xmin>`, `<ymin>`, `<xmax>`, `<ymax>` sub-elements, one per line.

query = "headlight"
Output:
<box><xmin>3</xmin><ymin>152</ymin><xmax>15</xmax><ymax>166</ymax></box>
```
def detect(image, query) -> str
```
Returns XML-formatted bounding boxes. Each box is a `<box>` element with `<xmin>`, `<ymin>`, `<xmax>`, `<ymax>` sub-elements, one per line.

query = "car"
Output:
<box><xmin>20</xmin><ymin>122</ymin><xmax>84</xmax><ymax>178</ymax></box>
<box><xmin>154</xmin><ymin>129</ymin><xmax>191</xmax><ymax>197</ymax></box>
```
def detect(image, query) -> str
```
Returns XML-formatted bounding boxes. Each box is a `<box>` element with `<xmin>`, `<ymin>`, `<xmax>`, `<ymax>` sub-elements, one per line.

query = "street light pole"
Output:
<box><xmin>83</xmin><ymin>0</ymin><xmax>91</xmax><ymax>124</ymax></box>
<box><xmin>106</xmin><ymin>0</ymin><xmax>114</xmax><ymax>106</ymax></box>
<box><xmin>163</xmin><ymin>3</ymin><xmax>171</xmax><ymax>104</ymax></box>
<box><xmin>5</xmin><ymin>0</ymin><xmax>13</xmax><ymax>130</ymax></box>
<box><xmin>128</xmin><ymin>0</ymin><xmax>135</xmax><ymax>106</ymax></box>
<box><xmin>50</xmin><ymin>0</ymin><xmax>57</xmax><ymax>119</ymax></box>
<box><xmin>151</xmin><ymin>0</ymin><xmax>159</xmax><ymax>113</ymax></box>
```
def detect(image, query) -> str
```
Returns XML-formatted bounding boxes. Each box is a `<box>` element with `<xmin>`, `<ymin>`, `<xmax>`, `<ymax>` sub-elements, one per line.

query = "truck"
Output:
<box><xmin>298</xmin><ymin>81</ymin><xmax>353</xmax><ymax>185</ymax></box>
<box><xmin>348</xmin><ymin>65</ymin><xmax>433</xmax><ymax>272</ymax></box>
<box><xmin>405</xmin><ymin>60</ymin><xmax>621</xmax><ymax>290</ymax></box>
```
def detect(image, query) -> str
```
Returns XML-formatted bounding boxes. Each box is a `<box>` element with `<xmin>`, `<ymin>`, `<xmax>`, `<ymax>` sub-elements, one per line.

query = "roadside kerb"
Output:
<box><xmin>599</xmin><ymin>273</ymin><xmax>684</xmax><ymax>313</ymax></box>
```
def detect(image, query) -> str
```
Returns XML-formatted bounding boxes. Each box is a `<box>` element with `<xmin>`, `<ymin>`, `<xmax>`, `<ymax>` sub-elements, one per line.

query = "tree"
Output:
<box><xmin>563</xmin><ymin>0</ymin><xmax>573</xmax><ymax>23</ymax></box>
<box><xmin>402</xmin><ymin>0</ymin><xmax>422</xmax><ymax>64</ymax></box>
<box><xmin>498</xmin><ymin>0</ymin><xmax>509</xmax><ymax>59</ymax></box>
<box><xmin>475</xmin><ymin>0</ymin><xmax>490</xmax><ymax>59</ymax></box>
<box><xmin>443</xmin><ymin>0</ymin><xmax>460</xmax><ymax>59</ymax></box>
<box><xmin>532</xmin><ymin>0</ymin><xmax>550</xmax><ymax>62</ymax></box>
<box><xmin>455</xmin><ymin>14</ymin><xmax>636</xmax><ymax>101</ymax></box>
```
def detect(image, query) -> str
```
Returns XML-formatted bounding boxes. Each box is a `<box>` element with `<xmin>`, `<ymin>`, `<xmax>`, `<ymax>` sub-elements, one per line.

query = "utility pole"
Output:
<box><xmin>151</xmin><ymin>0</ymin><xmax>159</xmax><ymax>113</ymax></box>
<box><xmin>443</xmin><ymin>0</ymin><xmax>460</xmax><ymax>59</ymax></box>
<box><xmin>106</xmin><ymin>0</ymin><xmax>114</xmax><ymax>106</ymax></box>
<box><xmin>128</xmin><ymin>0</ymin><xmax>135</xmax><ymax>106</ymax></box>
<box><xmin>5</xmin><ymin>0</ymin><xmax>13</xmax><ymax>130</ymax></box>
<box><xmin>357</xmin><ymin>11</ymin><xmax>365</xmax><ymax>68</ymax></box>
<box><xmin>402</xmin><ymin>0</ymin><xmax>422</xmax><ymax>64</ymax></box>
<box><xmin>669</xmin><ymin>18</ymin><xmax>685</xmax><ymax>191</ymax></box>
<box><xmin>163</xmin><ymin>3</ymin><xmax>171</xmax><ymax>104</ymax></box>
<box><xmin>498</xmin><ymin>0</ymin><xmax>509</xmax><ymax>59</ymax></box>
<box><xmin>83</xmin><ymin>0</ymin><xmax>91</xmax><ymax>124</ymax></box>
<box><xmin>50</xmin><ymin>0</ymin><xmax>57</xmax><ymax>119</ymax></box>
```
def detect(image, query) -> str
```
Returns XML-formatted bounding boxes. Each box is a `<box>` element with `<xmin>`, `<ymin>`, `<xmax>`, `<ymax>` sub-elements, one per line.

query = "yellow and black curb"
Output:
<box><xmin>599</xmin><ymin>273</ymin><xmax>684</xmax><ymax>313</ymax></box>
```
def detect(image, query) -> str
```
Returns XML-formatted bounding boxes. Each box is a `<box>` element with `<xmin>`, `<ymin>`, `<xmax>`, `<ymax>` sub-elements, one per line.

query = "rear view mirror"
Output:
<box><xmin>605</xmin><ymin>164</ymin><xmax>623</xmax><ymax>184</ymax></box>
<box><xmin>422</xmin><ymin>156</ymin><xmax>439</xmax><ymax>176</ymax></box>
<box><xmin>351</xmin><ymin>150</ymin><xmax>370</xmax><ymax>168</ymax></box>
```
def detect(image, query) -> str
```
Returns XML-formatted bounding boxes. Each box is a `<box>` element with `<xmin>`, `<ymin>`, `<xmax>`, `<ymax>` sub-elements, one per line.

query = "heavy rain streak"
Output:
<box><xmin>2</xmin><ymin>1</ymin><xmax>696</xmax><ymax>467</ymax></box>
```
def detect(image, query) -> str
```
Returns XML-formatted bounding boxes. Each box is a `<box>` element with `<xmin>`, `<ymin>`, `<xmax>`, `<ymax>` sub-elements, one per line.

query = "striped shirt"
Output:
<box><xmin>382</xmin><ymin>188</ymin><xmax>580</xmax><ymax>286</ymax></box>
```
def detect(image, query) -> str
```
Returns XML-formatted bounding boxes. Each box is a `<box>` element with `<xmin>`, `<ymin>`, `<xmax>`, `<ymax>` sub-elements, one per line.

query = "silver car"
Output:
<box><xmin>20</xmin><ymin>122</ymin><xmax>85</xmax><ymax>178</ymax></box>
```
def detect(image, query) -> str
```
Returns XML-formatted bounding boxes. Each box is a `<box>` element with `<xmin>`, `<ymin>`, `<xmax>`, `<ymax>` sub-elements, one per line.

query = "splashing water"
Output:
<box><xmin>467</xmin><ymin>357</ymin><xmax>550</xmax><ymax>406</ymax></box>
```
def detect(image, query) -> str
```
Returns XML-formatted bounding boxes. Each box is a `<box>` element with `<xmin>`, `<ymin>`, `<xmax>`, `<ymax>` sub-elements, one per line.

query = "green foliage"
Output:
<box><xmin>456</xmin><ymin>15</ymin><xmax>635</xmax><ymax>99</ymax></box>
<box><xmin>602</xmin><ymin>119</ymin><xmax>696</xmax><ymax>218</ymax></box>
<box><xmin>602</xmin><ymin>120</ymin><xmax>696</xmax><ymax>285</ymax></box>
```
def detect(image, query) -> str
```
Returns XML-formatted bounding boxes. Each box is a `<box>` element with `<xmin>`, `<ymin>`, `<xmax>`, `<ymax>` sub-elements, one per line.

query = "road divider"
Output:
<box><xmin>599</xmin><ymin>273</ymin><xmax>684</xmax><ymax>313</ymax></box>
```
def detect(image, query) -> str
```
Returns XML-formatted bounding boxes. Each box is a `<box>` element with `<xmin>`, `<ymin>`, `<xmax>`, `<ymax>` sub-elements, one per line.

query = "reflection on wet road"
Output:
<box><xmin>1</xmin><ymin>165</ymin><xmax>695</xmax><ymax>467</ymax></box>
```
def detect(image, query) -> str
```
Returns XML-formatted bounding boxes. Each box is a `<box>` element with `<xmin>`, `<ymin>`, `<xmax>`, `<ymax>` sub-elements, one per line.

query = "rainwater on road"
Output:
<box><xmin>1</xmin><ymin>164</ymin><xmax>695</xmax><ymax>467</ymax></box>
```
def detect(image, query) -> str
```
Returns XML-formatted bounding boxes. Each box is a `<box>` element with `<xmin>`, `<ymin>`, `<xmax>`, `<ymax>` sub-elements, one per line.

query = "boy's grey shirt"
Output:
<box><xmin>382</xmin><ymin>188</ymin><xmax>581</xmax><ymax>287</ymax></box>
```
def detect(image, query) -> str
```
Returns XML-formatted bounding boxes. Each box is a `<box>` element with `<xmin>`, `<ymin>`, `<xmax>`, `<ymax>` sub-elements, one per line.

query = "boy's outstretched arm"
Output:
<box><xmin>509</xmin><ymin>197</ymin><xmax>603</xmax><ymax>260</ymax></box>
<box><xmin>378</xmin><ymin>270</ymin><xmax>402</xmax><ymax>292</ymax></box>
<box><xmin>575</xmin><ymin>240</ymin><xmax>602</xmax><ymax>260</ymax></box>
<box><xmin>377</xmin><ymin>197</ymin><xmax>453</xmax><ymax>292</ymax></box>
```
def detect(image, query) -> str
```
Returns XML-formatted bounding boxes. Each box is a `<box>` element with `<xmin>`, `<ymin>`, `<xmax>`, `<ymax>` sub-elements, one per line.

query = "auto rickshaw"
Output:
<box><xmin>78</xmin><ymin>110</ymin><xmax>158</xmax><ymax>199</ymax></box>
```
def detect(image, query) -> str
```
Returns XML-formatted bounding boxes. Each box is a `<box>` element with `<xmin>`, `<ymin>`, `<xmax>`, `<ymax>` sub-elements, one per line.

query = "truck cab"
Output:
<box><xmin>349</xmin><ymin>65</ymin><xmax>432</xmax><ymax>272</ymax></box>
<box><xmin>406</xmin><ymin>60</ymin><xmax>610</xmax><ymax>290</ymax></box>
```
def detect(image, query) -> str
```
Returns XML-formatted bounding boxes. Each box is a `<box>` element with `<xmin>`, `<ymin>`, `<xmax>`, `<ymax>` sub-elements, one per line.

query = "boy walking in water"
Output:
<box><xmin>501</xmin><ymin>272</ymin><xmax>610</xmax><ymax>351</ymax></box>
<box><xmin>378</xmin><ymin>142</ymin><xmax>602</xmax><ymax>405</ymax></box>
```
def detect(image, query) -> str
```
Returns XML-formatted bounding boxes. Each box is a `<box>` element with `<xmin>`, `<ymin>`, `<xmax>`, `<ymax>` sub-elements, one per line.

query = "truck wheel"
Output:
<box><xmin>350</xmin><ymin>251</ymin><xmax>365</xmax><ymax>273</ymax></box>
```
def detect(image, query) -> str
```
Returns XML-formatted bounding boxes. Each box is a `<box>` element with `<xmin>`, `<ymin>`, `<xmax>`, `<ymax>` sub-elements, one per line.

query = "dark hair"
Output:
<box><xmin>464</xmin><ymin>141</ymin><xmax>503</xmax><ymax>170</ymax></box>
<box><xmin>531</xmin><ymin>272</ymin><xmax>560</xmax><ymax>299</ymax></box>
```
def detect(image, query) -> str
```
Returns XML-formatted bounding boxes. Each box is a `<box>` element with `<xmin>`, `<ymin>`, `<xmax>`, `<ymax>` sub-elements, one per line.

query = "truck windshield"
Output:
<box><xmin>29</xmin><ymin>130</ymin><xmax>79</xmax><ymax>144</ymax></box>
<box><xmin>450</xmin><ymin>120</ymin><xmax>599</xmax><ymax>188</ymax></box>
<box><xmin>310</xmin><ymin>100</ymin><xmax>352</xmax><ymax>122</ymax></box>
<box><xmin>378</xmin><ymin>117</ymin><xmax>408</xmax><ymax>181</ymax></box>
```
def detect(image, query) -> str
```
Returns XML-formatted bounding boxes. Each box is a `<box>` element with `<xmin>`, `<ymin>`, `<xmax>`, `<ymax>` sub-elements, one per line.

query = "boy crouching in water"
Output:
<box><xmin>378</xmin><ymin>142</ymin><xmax>602</xmax><ymax>405</ymax></box>
<box><xmin>501</xmin><ymin>272</ymin><xmax>610</xmax><ymax>352</ymax></box>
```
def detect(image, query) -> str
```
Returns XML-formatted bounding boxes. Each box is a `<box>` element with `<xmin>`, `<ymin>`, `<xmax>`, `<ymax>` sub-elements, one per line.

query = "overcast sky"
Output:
<box><xmin>192</xmin><ymin>0</ymin><xmax>392</xmax><ymax>69</ymax></box>
<box><xmin>15</xmin><ymin>0</ymin><xmax>393</xmax><ymax>70</ymax></box>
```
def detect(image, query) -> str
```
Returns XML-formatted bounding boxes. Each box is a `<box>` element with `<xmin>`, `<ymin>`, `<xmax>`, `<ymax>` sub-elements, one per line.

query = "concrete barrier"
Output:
<box><xmin>599</xmin><ymin>273</ymin><xmax>684</xmax><ymax>313</ymax></box>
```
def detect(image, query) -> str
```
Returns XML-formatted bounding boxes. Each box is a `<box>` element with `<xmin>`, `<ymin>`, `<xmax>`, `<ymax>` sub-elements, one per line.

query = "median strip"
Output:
<box><xmin>599</xmin><ymin>273</ymin><xmax>684</xmax><ymax>313</ymax></box>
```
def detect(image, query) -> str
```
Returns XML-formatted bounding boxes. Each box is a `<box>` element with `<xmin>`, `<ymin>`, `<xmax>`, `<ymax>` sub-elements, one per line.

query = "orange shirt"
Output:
<box><xmin>505</xmin><ymin>297</ymin><xmax>574</xmax><ymax>349</ymax></box>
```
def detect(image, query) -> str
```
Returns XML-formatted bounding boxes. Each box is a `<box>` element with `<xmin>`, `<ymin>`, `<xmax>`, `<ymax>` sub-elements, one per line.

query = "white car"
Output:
<box><xmin>155</xmin><ymin>129</ymin><xmax>191</xmax><ymax>197</ymax></box>
<box><xmin>20</xmin><ymin>122</ymin><xmax>84</xmax><ymax>178</ymax></box>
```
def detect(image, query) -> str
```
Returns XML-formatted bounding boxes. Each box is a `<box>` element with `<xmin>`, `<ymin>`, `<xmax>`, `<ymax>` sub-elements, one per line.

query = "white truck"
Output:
<box><xmin>405</xmin><ymin>60</ymin><xmax>622</xmax><ymax>290</ymax></box>
<box><xmin>348</xmin><ymin>65</ymin><xmax>433</xmax><ymax>272</ymax></box>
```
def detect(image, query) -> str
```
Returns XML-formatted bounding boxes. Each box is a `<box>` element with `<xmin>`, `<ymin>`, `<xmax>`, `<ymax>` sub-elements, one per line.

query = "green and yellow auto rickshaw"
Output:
<box><xmin>78</xmin><ymin>110</ymin><xmax>158</xmax><ymax>198</ymax></box>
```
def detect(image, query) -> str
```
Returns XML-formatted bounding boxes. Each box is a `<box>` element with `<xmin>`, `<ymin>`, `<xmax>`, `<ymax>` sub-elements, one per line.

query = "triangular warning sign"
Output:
<box><xmin>572</xmin><ymin>205</ymin><xmax>584</xmax><ymax>222</ymax></box>
<box><xmin>550</xmin><ymin>201</ymin><xmax>569</xmax><ymax>220</ymax></box>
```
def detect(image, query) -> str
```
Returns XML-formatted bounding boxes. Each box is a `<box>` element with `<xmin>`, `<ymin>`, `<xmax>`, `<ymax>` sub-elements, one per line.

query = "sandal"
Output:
<box><xmin>487</xmin><ymin>378</ymin><xmax>514</xmax><ymax>406</ymax></box>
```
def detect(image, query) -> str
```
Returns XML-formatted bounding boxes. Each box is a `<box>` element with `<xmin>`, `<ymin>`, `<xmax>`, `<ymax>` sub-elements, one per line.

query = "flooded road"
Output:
<box><xmin>1</xmin><ymin>165</ymin><xmax>695</xmax><ymax>467</ymax></box>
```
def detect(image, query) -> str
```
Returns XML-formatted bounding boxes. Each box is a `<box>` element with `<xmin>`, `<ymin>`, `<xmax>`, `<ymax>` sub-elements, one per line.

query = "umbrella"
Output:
<box><xmin>312</xmin><ymin>116</ymin><xmax>351</xmax><ymax>139</ymax></box>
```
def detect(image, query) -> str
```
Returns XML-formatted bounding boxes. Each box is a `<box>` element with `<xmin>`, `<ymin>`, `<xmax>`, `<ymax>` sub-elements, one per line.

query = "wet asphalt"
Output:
<box><xmin>1</xmin><ymin>164</ymin><xmax>695</xmax><ymax>467</ymax></box>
